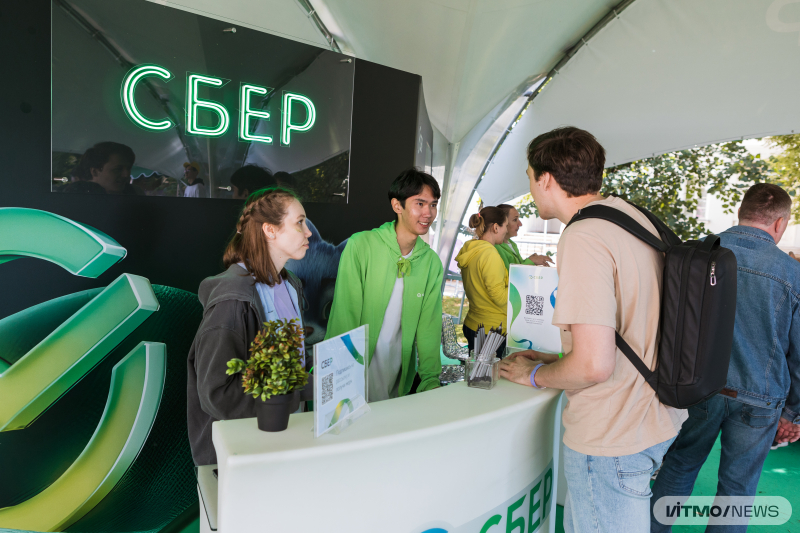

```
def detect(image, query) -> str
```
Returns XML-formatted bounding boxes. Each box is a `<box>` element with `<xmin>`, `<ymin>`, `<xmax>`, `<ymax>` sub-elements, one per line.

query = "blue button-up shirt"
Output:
<box><xmin>719</xmin><ymin>225</ymin><xmax>800</xmax><ymax>423</ymax></box>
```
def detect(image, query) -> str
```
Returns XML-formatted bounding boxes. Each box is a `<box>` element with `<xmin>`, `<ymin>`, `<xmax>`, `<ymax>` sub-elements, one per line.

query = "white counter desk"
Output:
<box><xmin>212</xmin><ymin>380</ymin><xmax>564</xmax><ymax>533</ymax></box>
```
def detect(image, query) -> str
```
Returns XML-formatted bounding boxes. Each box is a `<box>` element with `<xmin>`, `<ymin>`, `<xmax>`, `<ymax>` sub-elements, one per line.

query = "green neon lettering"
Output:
<box><xmin>239</xmin><ymin>84</ymin><xmax>273</xmax><ymax>144</ymax></box>
<box><xmin>0</xmin><ymin>342</ymin><xmax>166</xmax><ymax>530</ymax></box>
<box><xmin>280</xmin><ymin>91</ymin><xmax>316</xmax><ymax>146</ymax></box>
<box><xmin>0</xmin><ymin>208</ymin><xmax>126</xmax><ymax>278</ymax></box>
<box><xmin>186</xmin><ymin>73</ymin><xmax>230</xmax><ymax>137</ymax></box>
<box><xmin>120</xmin><ymin>64</ymin><xmax>174</xmax><ymax>131</ymax></box>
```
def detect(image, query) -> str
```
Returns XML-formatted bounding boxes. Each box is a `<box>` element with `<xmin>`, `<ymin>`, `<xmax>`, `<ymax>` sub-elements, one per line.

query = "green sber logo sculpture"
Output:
<box><xmin>0</xmin><ymin>208</ymin><xmax>166</xmax><ymax>532</ymax></box>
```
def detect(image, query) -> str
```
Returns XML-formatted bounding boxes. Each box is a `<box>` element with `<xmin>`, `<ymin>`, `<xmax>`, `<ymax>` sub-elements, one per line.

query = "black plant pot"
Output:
<box><xmin>300</xmin><ymin>376</ymin><xmax>314</xmax><ymax>402</ymax></box>
<box><xmin>255</xmin><ymin>394</ymin><xmax>293</xmax><ymax>432</ymax></box>
<box><xmin>290</xmin><ymin>389</ymin><xmax>301</xmax><ymax>413</ymax></box>
<box><xmin>289</xmin><ymin>378</ymin><xmax>313</xmax><ymax>412</ymax></box>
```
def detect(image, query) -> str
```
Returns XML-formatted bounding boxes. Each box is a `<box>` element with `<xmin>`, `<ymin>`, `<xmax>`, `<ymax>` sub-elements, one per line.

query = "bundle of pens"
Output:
<box><xmin>467</xmin><ymin>324</ymin><xmax>506</xmax><ymax>389</ymax></box>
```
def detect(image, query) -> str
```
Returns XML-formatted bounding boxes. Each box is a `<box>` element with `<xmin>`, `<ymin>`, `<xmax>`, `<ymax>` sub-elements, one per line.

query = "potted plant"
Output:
<box><xmin>226</xmin><ymin>318</ymin><xmax>308</xmax><ymax>432</ymax></box>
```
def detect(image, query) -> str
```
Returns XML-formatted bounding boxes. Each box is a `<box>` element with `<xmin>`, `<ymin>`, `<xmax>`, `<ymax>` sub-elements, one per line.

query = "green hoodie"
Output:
<box><xmin>494</xmin><ymin>240</ymin><xmax>534</xmax><ymax>271</ymax></box>
<box><xmin>325</xmin><ymin>221</ymin><xmax>443</xmax><ymax>396</ymax></box>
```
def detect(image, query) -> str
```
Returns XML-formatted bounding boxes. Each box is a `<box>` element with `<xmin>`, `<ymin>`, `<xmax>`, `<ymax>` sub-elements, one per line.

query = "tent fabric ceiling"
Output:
<box><xmin>152</xmin><ymin>0</ymin><xmax>623</xmax><ymax>143</ymax></box>
<box><xmin>314</xmin><ymin>0</ymin><xmax>622</xmax><ymax>142</ymax></box>
<box><xmin>477</xmin><ymin>0</ymin><xmax>800</xmax><ymax>206</ymax></box>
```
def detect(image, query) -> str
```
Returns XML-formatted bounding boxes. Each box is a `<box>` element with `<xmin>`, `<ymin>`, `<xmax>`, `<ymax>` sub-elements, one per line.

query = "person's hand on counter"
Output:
<box><xmin>499</xmin><ymin>355</ymin><xmax>544</xmax><ymax>387</ymax></box>
<box><xmin>500</xmin><ymin>324</ymin><xmax>616</xmax><ymax>391</ymax></box>
<box><xmin>527</xmin><ymin>253</ymin><xmax>554</xmax><ymax>267</ymax></box>
<box><xmin>505</xmin><ymin>349</ymin><xmax>560</xmax><ymax>364</ymax></box>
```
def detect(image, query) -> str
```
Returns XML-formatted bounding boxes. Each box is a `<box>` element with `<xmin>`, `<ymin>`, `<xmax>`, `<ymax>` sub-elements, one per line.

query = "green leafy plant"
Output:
<box><xmin>226</xmin><ymin>318</ymin><xmax>307</xmax><ymax>401</ymax></box>
<box><xmin>767</xmin><ymin>134</ymin><xmax>800</xmax><ymax>222</ymax></box>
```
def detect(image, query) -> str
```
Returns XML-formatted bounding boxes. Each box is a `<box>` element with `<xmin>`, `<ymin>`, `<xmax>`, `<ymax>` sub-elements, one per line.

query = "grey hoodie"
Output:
<box><xmin>187</xmin><ymin>264</ymin><xmax>305</xmax><ymax>466</ymax></box>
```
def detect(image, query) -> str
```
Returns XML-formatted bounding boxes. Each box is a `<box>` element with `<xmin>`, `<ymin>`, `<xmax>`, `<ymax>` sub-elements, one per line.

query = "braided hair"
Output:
<box><xmin>223</xmin><ymin>187</ymin><xmax>298</xmax><ymax>286</ymax></box>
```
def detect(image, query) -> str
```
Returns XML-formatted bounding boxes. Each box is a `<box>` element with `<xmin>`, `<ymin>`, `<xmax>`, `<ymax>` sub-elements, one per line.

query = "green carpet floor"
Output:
<box><xmin>555</xmin><ymin>440</ymin><xmax>800</xmax><ymax>532</ymax></box>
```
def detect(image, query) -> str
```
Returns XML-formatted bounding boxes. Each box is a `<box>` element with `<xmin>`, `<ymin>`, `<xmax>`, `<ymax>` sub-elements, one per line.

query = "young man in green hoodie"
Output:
<box><xmin>325</xmin><ymin>169</ymin><xmax>443</xmax><ymax>401</ymax></box>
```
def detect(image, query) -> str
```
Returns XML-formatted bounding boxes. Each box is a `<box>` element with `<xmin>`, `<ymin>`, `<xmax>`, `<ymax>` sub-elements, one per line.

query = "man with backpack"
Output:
<box><xmin>650</xmin><ymin>183</ymin><xmax>800</xmax><ymax>531</ymax></box>
<box><xmin>499</xmin><ymin>126</ymin><xmax>687</xmax><ymax>532</ymax></box>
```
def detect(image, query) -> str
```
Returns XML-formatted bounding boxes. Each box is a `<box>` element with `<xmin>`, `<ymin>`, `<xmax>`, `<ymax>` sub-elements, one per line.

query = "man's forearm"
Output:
<box><xmin>532</xmin><ymin>352</ymin><xmax>600</xmax><ymax>390</ymax></box>
<box><xmin>500</xmin><ymin>324</ymin><xmax>616</xmax><ymax>390</ymax></box>
<box><xmin>533</xmin><ymin>350</ymin><xmax>560</xmax><ymax>364</ymax></box>
<box><xmin>416</xmin><ymin>350</ymin><xmax>442</xmax><ymax>392</ymax></box>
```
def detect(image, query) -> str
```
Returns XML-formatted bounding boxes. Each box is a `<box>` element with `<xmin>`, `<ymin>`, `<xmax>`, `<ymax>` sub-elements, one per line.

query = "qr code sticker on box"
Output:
<box><xmin>321</xmin><ymin>373</ymin><xmax>334</xmax><ymax>405</ymax></box>
<box><xmin>525</xmin><ymin>295</ymin><xmax>544</xmax><ymax>316</ymax></box>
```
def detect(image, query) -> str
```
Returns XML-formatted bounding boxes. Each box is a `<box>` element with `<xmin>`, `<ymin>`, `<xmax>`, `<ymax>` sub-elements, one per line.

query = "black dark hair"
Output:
<box><xmin>388</xmin><ymin>168</ymin><xmax>441</xmax><ymax>208</ymax></box>
<box><xmin>75</xmin><ymin>142</ymin><xmax>135</xmax><ymax>181</ymax></box>
<box><xmin>229</xmin><ymin>165</ymin><xmax>277</xmax><ymax>195</ymax></box>
<box><xmin>273</xmin><ymin>171</ymin><xmax>297</xmax><ymax>191</ymax></box>
<box><xmin>527</xmin><ymin>126</ymin><xmax>605</xmax><ymax>197</ymax></box>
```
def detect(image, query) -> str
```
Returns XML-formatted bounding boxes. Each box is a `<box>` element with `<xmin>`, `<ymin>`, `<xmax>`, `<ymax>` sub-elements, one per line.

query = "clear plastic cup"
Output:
<box><xmin>466</xmin><ymin>357</ymin><xmax>500</xmax><ymax>390</ymax></box>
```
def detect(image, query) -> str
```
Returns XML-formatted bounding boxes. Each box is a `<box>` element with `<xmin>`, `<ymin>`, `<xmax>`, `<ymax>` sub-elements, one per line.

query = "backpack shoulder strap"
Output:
<box><xmin>627</xmin><ymin>203</ymin><xmax>683</xmax><ymax>248</ymax></box>
<box><xmin>614</xmin><ymin>332</ymin><xmax>656</xmax><ymax>384</ymax></box>
<box><xmin>566</xmin><ymin>204</ymin><xmax>670</xmax><ymax>253</ymax></box>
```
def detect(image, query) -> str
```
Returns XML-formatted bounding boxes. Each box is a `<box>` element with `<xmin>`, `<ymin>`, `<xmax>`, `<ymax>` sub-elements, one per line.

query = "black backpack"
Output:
<box><xmin>567</xmin><ymin>202</ymin><xmax>737</xmax><ymax>409</ymax></box>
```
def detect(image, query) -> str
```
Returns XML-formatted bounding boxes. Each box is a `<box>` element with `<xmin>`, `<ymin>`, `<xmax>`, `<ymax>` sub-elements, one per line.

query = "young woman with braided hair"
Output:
<box><xmin>455</xmin><ymin>206</ymin><xmax>509</xmax><ymax>356</ymax></box>
<box><xmin>187</xmin><ymin>187</ymin><xmax>313</xmax><ymax>466</ymax></box>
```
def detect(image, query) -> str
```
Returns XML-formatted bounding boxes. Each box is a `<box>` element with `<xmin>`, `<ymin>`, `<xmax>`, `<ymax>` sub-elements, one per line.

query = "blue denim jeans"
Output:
<box><xmin>650</xmin><ymin>394</ymin><xmax>780</xmax><ymax>533</ymax></box>
<box><xmin>563</xmin><ymin>437</ymin><xmax>675</xmax><ymax>533</ymax></box>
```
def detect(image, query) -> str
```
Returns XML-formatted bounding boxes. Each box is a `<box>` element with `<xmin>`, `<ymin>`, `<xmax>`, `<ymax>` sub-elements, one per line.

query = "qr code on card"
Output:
<box><xmin>321</xmin><ymin>373</ymin><xmax>334</xmax><ymax>405</ymax></box>
<box><xmin>525</xmin><ymin>295</ymin><xmax>544</xmax><ymax>316</ymax></box>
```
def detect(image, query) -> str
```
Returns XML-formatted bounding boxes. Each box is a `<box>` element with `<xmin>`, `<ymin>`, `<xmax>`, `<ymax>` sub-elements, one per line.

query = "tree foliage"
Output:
<box><xmin>767</xmin><ymin>134</ymin><xmax>800</xmax><ymax>222</ymax></box>
<box><xmin>515</xmin><ymin>140</ymin><xmax>772</xmax><ymax>240</ymax></box>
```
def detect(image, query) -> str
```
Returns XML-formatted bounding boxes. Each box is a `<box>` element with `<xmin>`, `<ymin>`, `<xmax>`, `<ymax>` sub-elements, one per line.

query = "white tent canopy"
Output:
<box><xmin>151</xmin><ymin>0</ymin><xmax>800</xmax><ymax>263</ymax></box>
<box><xmin>478</xmin><ymin>0</ymin><xmax>800</xmax><ymax>206</ymax></box>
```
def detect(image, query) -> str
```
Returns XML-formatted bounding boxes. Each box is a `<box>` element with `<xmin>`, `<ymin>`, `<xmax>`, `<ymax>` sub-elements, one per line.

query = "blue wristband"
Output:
<box><xmin>529</xmin><ymin>363</ymin><xmax>546</xmax><ymax>389</ymax></box>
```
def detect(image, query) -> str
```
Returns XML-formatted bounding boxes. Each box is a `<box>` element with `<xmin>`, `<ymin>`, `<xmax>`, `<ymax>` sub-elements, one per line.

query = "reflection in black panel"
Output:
<box><xmin>51</xmin><ymin>0</ymin><xmax>354</xmax><ymax>202</ymax></box>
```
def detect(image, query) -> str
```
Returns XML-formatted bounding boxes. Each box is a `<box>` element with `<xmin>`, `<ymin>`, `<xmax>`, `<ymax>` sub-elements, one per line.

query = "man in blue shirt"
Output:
<box><xmin>652</xmin><ymin>183</ymin><xmax>800</xmax><ymax>531</ymax></box>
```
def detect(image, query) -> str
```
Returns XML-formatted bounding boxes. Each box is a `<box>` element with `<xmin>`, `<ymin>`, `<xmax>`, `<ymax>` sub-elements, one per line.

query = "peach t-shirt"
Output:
<box><xmin>553</xmin><ymin>196</ymin><xmax>686</xmax><ymax>457</ymax></box>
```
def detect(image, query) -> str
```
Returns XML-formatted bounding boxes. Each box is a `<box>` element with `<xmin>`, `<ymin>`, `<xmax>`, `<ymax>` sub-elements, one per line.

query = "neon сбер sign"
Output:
<box><xmin>120</xmin><ymin>64</ymin><xmax>316</xmax><ymax>146</ymax></box>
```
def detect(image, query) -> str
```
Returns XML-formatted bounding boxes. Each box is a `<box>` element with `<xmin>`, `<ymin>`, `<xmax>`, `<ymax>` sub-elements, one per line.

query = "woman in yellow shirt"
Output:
<box><xmin>455</xmin><ymin>206</ymin><xmax>509</xmax><ymax>356</ymax></box>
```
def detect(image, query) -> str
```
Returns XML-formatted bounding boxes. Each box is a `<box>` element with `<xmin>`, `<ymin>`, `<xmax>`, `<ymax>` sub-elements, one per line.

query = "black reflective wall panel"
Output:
<box><xmin>0</xmin><ymin>0</ymin><xmax>420</xmax><ymax>319</ymax></box>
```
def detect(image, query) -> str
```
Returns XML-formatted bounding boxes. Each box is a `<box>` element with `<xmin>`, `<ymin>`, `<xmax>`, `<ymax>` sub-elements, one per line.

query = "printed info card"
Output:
<box><xmin>313</xmin><ymin>325</ymin><xmax>369</xmax><ymax>437</ymax></box>
<box><xmin>507</xmin><ymin>265</ymin><xmax>562</xmax><ymax>354</ymax></box>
